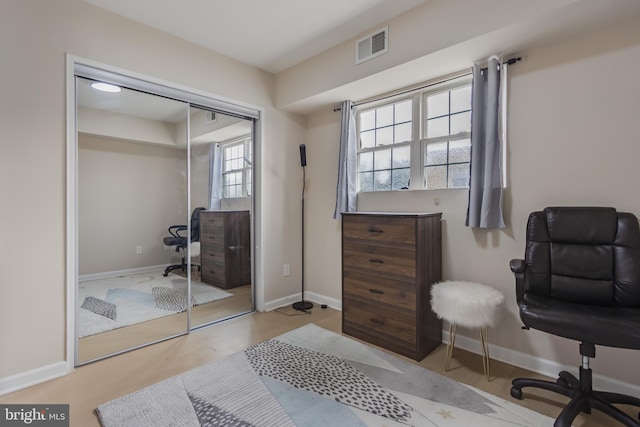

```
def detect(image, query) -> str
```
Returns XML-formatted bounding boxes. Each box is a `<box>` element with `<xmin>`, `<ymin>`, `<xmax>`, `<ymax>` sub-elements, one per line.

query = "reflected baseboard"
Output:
<box><xmin>79</xmin><ymin>265</ymin><xmax>169</xmax><ymax>282</ymax></box>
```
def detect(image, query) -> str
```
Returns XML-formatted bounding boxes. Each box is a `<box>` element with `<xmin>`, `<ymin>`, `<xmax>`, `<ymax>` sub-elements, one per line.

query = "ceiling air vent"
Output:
<box><xmin>206</xmin><ymin>111</ymin><xmax>217</xmax><ymax>123</ymax></box>
<box><xmin>356</xmin><ymin>26</ymin><xmax>388</xmax><ymax>65</ymax></box>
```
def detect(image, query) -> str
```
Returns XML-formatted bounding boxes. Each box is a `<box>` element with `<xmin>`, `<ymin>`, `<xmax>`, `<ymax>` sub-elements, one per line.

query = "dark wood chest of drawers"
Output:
<box><xmin>341</xmin><ymin>212</ymin><xmax>442</xmax><ymax>361</ymax></box>
<box><xmin>199</xmin><ymin>210</ymin><xmax>251</xmax><ymax>289</ymax></box>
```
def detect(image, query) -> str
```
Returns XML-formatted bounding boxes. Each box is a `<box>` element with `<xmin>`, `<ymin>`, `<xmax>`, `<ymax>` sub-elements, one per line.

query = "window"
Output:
<box><xmin>356</xmin><ymin>78</ymin><xmax>472</xmax><ymax>191</ymax></box>
<box><xmin>222</xmin><ymin>137</ymin><xmax>252</xmax><ymax>198</ymax></box>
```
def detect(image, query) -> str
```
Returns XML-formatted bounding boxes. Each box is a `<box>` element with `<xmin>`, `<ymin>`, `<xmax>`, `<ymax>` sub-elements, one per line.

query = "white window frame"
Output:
<box><xmin>221</xmin><ymin>135</ymin><xmax>252</xmax><ymax>199</ymax></box>
<box><xmin>356</xmin><ymin>75</ymin><xmax>473</xmax><ymax>192</ymax></box>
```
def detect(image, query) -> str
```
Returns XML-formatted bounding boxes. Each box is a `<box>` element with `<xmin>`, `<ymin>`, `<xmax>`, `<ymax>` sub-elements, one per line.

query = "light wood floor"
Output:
<box><xmin>3</xmin><ymin>307</ymin><xmax>637</xmax><ymax>426</ymax></box>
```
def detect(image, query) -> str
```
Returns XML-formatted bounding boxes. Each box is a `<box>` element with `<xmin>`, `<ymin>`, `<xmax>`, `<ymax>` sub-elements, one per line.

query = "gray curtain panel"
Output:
<box><xmin>333</xmin><ymin>100</ymin><xmax>357</xmax><ymax>219</ymax></box>
<box><xmin>466</xmin><ymin>57</ymin><xmax>506</xmax><ymax>229</ymax></box>
<box><xmin>208</xmin><ymin>143</ymin><xmax>223</xmax><ymax>210</ymax></box>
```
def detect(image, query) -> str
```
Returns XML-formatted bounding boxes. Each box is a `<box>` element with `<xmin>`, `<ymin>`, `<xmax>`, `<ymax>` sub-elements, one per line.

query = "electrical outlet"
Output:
<box><xmin>283</xmin><ymin>264</ymin><xmax>290</xmax><ymax>276</ymax></box>
<box><xmin>136</xmin><ymin>245</ymin><xmax>143</xmax><ymax>255</ymax></box>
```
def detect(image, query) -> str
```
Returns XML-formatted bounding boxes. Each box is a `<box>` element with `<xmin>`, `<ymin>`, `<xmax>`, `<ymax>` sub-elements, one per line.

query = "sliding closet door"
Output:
<box><xmin>188</xmin><ymin>106</ymin><xmax>254</xmax><ymax>330</ymax></box>
<box><xmin>75</xmin><ymin>76</ymin><xmax>190</xmax><ymax>364</ymax></box>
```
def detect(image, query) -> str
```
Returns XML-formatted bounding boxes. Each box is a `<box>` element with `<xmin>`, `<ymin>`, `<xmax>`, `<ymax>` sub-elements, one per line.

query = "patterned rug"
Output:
<box><xmin>78</xmin><ymin>270</ymin><xmax>233</xmax><ymax>338</ymax></box>
<box><xmin>96</xmin><ymin>324</ymin><xmax>552</xmax><ymax>426</ymax></box>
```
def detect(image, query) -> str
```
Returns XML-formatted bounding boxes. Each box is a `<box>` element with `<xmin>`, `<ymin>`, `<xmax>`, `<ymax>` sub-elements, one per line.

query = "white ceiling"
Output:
<box><xmin>83</xmin><ymin>0</ymin><xmax>427</xmax><ymax>74</ymax></box>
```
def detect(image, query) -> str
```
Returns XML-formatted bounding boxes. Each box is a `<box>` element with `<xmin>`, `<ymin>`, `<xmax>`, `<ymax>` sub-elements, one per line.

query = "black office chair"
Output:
<box><xmin>509</xmin><ymin>207</ymin><xmax>640</xmax><ymax>427</ymax></box>
<box><xmin>163</xmin><ymin>207</ymin><xmax>206</xmax><ymax>277</ymax></box>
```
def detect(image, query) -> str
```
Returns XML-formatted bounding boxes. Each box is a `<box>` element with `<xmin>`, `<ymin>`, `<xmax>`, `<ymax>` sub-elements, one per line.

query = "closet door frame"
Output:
<box><xmin>66</xmin><ymin>55</ymin><xmax>262</xmax><ymax>368</ymax></box>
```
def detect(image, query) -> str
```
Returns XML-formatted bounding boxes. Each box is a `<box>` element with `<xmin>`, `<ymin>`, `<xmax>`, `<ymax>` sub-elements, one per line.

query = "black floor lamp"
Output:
<box><xmin>293</xmin><ymin>144</ymin><xmax>313</xmax><ymax>311</ymax></box>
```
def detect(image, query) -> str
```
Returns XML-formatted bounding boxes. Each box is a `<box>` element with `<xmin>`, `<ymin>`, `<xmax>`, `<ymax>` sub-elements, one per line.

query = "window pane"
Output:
<box><xmin>427</xmin><ymin>92</ymin><xmax>449</xmax><ymax>118</ymax></box>
<box><xmin>449</xmin><ymin>163</ymin><xmax>470</xmax><ymax>188</ymax></box>
<box><xmin>376</xmin><ymin>105</ymin><xmax>393</xmax><ymax>127</ymax></box>
<box><xmin>425</xmin><ymin>141</ymin><xmax>447</xmax><ymax>166</ymax></box>
<box><xmin>449</xmin><ymin>138</ymin><xmax>470</xmax><ymax>163</ymax></box>
<box><xmin>392</xmin><ymin>168</ymin><xmax>410</xmax><ymax>190</ymax></box>
<box><xmin>376</xmin><ymin>126</ymin><xmax>393</xmax><ymax>146</ymax></box>
<box><xmin>360</xmin><ymin>110</ymin><xmax>375</xmax><ymax>131</ymax></box>
<box><xmin>425</xmin><ymin>165</ymin><xmax>447</xmax><ymax>189</ymax></box>
<box><xmin>360</xmin><ymin>130</ymin><xmax>375</xmax><ymax>148</ymax></box>
<box><xmin>359</xmin><ymin>171</ymin><xmax>373</xmax><ymax>191</ymax></box>
<box><xmin>394</xmin><ymin>122</ymin><xmax>411</xmax><ymax>143</ymax></box>
<box><xmin>450</xmin><ymin>86</ymin><xmax>471</xmax><ymax>113</ymax></box>
<box><xmin>427</xmin><ymin>116</ymin><xmax>449</xmax><ymax>138</ymax></box>
<box><xmin>374</xmin><ymin>170</ymin><xmax>391</xmax><ymax>191</ymax></box>
<box><xmin>392</xmin><ymin>146</ymin><xmax>410</xmax><ymax>168</ymax></box>
<box><xmin>395</xmin><ymin>100</ymin><xmax>412</xmax><ymax>122</ymax></box>
<box><xmin>358</xmin><ymin>152</ymin><xmax>373</xmax><ymax>172</ymax></box>
<box><xmin>373</xmin><ymin>148</ymin><xmax>391</xmax><ymax>170</ymax></box>
<box><xmin>450</xmin><ymin>111</ymin><xmax>471</xmax><ymax>134</ymax></box>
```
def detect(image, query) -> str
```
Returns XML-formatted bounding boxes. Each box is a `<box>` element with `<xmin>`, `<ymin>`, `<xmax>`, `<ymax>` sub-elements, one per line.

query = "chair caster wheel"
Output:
<box><xmin>510</xmin><ymin>387</ymin><xmax>523</xmax><ymax>400</ymax></box>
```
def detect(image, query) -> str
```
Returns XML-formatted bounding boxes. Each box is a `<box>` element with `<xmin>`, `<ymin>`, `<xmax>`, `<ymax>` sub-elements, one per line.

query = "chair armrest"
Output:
<box><xmin>510</xmin><ymin>259</ymin><xmax>526</xmax><ymax>304</ymax></box>
<box><xmin>168</xmin><ymin>225</ymin><xmax>188</xmax><ymax>238</ymax></box>
<box><xmin>510</xmin><ymin>259</ymin><xmax>525</xmax><ymax>273</ymax></box>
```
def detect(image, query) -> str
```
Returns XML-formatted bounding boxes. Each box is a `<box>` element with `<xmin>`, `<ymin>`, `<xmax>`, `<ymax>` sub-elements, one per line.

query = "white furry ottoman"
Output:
<box><xmin>431</xmin><ymin>281</ymin><xmax>504</xmax><ymax>380</ymax></box>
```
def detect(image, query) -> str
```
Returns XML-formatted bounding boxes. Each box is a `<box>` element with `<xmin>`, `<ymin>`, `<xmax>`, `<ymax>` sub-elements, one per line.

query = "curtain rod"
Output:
<box><xmin>333</xmin><ymin>56</ymin><xmax>522</xmax><ymax>112</ymax></box>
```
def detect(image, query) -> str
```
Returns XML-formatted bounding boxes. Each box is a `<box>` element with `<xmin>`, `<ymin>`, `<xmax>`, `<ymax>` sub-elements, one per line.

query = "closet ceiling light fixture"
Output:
<box><xmin>90</xmin><ymin>82</ymin><xmax>122</xmax><ymax>93</ymax></box>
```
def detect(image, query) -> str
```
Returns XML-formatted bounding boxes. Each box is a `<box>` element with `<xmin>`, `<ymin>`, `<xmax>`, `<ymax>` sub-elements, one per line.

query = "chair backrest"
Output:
<box><xmin>524</xmin><ymin>206</ymin><xmax>640</xmax><ymax>307</ymax></box>
<box><xmin>190</xmin><ymin>207</ymin><xmax>206</xmax><ymax>242</ymax></box>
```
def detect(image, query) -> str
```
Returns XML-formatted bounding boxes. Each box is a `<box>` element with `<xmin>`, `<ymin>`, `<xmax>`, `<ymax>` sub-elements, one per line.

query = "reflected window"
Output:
<box><xmin>222</xmin><ymin>136</ymin><xmax>252</xmax><ymax>198</ymax></box>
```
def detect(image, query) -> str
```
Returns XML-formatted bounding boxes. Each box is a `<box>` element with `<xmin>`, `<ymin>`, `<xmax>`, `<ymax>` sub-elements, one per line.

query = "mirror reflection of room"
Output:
<box><xmin>187</xmin><ymin>106</ymin><xmax>253</xmax><ymax>331</ymax></box>
<box><xmin>76</xmin><ymin>77</ymin><xmax>253</xmax><ymax>365</ymax></box>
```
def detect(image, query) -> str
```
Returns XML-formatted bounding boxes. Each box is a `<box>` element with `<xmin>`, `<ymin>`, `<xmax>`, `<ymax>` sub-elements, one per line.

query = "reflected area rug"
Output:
<box><xmin>96</xmin><ymin>324</ymin><xmax>552</xmax><ymax>427</ymax></box>
<box><xmin>78</xmin><ymin>270</ymin><xmax>233</xmax><ymax>338</ymax></box>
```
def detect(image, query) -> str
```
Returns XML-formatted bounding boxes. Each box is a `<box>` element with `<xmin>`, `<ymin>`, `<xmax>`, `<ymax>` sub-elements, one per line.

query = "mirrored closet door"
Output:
<box><xmin>74</xmin><ymin>66</ymin><xmax>256</xmax><ymax>365</ymax></box>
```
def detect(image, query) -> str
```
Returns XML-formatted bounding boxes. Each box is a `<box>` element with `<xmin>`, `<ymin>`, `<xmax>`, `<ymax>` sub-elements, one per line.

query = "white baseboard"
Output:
<box><xmin>0</xmin><ymin>362</ymin><xmax>69</xmax><ymax>396</ymax></box>
<box><xmin>443</xmin><ymin>330</ymin><xmax>640</xmax><ymax>397</ymax></box>
<box><xmin>263</xmin><ymin>291</ymin><xmax>341</xmax><ymax>312</ymax></box>
<box><xmin>79</xmin><ymin>265</ymin><xmax>168</xmax><ymax>282</ymax></box>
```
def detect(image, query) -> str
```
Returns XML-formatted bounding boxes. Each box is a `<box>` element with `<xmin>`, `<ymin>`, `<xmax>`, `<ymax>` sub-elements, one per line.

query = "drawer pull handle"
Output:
<box><xmin>369</xmin><ymin>259</ymin><xmax>384</xmax><ymax>264</ymax></box>
<box><xmin>370</xmin><ymin>318</ymin><xmax>385</xmax><ymax>326</ymax></box>
<box><xmin>368</xmin><ymin>227</ymin><xmax>384</xmax><ymax>234</ymax></box>
<box><xmin>369</xmin><ymin>289</ymin><xmax>384</xmax><ymax>295</ymax></box>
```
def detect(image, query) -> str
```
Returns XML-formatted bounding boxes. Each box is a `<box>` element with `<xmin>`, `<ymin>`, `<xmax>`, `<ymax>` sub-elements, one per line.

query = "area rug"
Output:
<box><xmin>78</xmin><ymin>270</ymin><xmax>233</xmax><ymax>338</ymax></box>
<box><xmin>96</xmin><ymin>324</ymin><xmax>553</xmax><ymax>427</ymax></box>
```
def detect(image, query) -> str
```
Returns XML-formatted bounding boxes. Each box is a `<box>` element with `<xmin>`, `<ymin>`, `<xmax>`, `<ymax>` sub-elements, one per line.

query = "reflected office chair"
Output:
<box><xmin>509</xmin><ymin>207</ymin><xmax>640</xmax><ymax>427</ymax></box>
<box><xmin>163</xmin><ymin>207</ymin><xmax>206</xmax><ymax>277</ymax></box>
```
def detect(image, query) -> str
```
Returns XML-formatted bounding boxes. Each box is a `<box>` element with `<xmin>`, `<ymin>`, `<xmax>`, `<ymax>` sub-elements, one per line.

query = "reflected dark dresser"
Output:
<box><xmin>199</xmin><ymin>210</ymin><xmax>251</xmax><ymax>289</ymax></box>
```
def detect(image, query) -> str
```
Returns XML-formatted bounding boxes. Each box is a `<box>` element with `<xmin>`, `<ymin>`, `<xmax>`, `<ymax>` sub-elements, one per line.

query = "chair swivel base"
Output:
<box><xmin>511</xmin><ymin>367</ymin><xmax>640</xmax><ymax>427</ymax></box>
<box><xmin>163</xmin><ymin>263</ymin><xmax>185</xmax><ymax>277</ymax></box>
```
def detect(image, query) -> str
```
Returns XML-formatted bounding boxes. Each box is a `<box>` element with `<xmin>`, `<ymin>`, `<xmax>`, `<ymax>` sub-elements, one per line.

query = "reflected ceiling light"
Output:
<box><xmin>90</xmin><ymin>82</ymin><xmax>122</xmax><ymax>93</ymax></box>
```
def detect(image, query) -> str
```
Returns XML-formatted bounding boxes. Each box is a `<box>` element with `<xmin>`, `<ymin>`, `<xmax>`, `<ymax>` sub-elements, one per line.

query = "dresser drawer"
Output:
<box><xmin>343</xmin><ymin>270</ymin><xmax>416</xmax><ymax>313</ymax></box>
<box><xmin>343</xmin><ymin>215</ymin><xmax>416</xmax><ymax>246</ymax></box>
<box><xmin>343</xmin><ymin>241</ymin><xmax>415</xmax><ymax>282</ymax></box>
<box><xmin>200</xmin><ymin>212</ymin><xmax>225</xmax><ymax>229</ymax></box>
<box><xmin>343</xmin><ymin>298</ymin><xmax>417</xmax><ymax>354</ymax></box>
<box><xmin>201</xmin><ymin>261</ymin><xmax>225</xmax><ymax>285</ymax></box>
<box><xmin>201</xmin><ymin>243</ymin><xmax>225</xmax><ymax>263</ymax></box>
<box><xmin>200</xmin><ymin>226</ymin><xmax>224</xmax><ymax>245</ymax></box>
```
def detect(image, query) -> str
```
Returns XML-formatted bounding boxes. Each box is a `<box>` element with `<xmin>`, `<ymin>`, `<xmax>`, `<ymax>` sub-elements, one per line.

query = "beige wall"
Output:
<box><xmin>0</xmin><ymin>0</ymin><xmax>305</xmax><ymax>381</ymax></box>
<box><xmin>78</xmin><ymin>134</ymin><xmax>186</xmax><ymax>275</ymax></box>
<box><xmin>305</xmin><ymin>16</ymin><xmax>640</xmax><ymax>390</ymax></box>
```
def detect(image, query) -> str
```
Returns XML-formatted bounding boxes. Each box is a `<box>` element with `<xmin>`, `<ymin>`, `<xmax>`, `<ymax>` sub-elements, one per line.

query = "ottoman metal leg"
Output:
<box><xmin>445</xmin><ymin>323</ymin><xmax>457</xmax><ymax>371</ymax></box>
<box><xmin>480</xmin><ymin>327</ymin><xmax>491</xmax><ymax>380</ymax></box>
